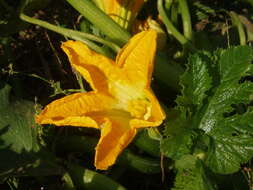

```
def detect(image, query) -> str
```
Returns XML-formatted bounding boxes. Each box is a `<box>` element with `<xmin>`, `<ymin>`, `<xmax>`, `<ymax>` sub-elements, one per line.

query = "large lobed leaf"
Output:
<box><xmin>0</xmin><ymin>83</ymin><xmax>39</xmax><ymax>175</ymax></box>
<box><xmin>162</xmin><ymin>45</ymin><xmax>253</xmax><ymax>175</ymax></box>
<box><xmin>0</xmin><ymin>83</ymin><xmax>61</xmax><ymax>177</ymax></box>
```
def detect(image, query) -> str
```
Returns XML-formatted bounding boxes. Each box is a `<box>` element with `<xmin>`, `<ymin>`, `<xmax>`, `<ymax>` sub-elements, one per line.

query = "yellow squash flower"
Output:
<box><xmin>93</xmin><ymin>0</ymin><xmax>145</xmax><ymax>29</ymax></box>
<box><xmin>36</xmin><ymin>30</ymin><xmax>166</xmax><ymax>170</ymax></box>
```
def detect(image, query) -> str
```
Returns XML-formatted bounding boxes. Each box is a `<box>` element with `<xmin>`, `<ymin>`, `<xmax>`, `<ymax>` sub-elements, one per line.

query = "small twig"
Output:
<box><xmin>160</xmin><ymin>153</ymin><xmax>165</xmax><ymax>183</ymax></box>
<box><xmin>44</xmin><ymin>30</ymin><xmax>66</xmax><ymax>79</ymax></box>
<box><xmin>45</xmin><ymin>31</ymin><xmax>63</xmax><ymax>66</ymax></box>
<box><xmin>35</xmin><ymin>44</ymin><xmax>52</xmax><ymax>80</ymax></box>
<box><xmin>225</xmin><ymin>18</ymin><xmax>230</xmax><ymax>48</ymax></box>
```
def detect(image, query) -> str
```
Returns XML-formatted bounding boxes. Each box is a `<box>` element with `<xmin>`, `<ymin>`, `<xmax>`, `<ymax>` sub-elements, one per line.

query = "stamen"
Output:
<box><xmin>128</xmin><ymin>99</ymin><xmax>151</xmax><ymax>120</ymax></box>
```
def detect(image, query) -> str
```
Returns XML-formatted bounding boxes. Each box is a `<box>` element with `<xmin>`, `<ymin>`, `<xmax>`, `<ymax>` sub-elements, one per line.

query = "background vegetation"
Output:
<box><xmin>0</xmin><ymin>0</ymin><xmax>253</xmax><ymax>189</ymax></box>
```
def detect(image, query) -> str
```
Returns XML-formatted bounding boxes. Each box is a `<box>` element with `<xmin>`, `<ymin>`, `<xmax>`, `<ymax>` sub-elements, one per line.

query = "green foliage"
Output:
<box><xmin>0</xmin><ymin>83</ymin><xmax>61</xmax><ymax>177</ymax></box>
<box><xmin>192</xmin><ymin>1</ymin><xmax>215</xmax><ymax>21</ymax></box>
<box><xmin>0</xmin><ymin>83</ymin><xmax>39</xmax><ymax>175</ymax></box>
<box><xmin>161</xmin><ymin>118</ymin><xmax>197</xmax><ymax>160</ymax></box>
<box><xmin>162</xmin><ymin>46</ymin><xmax>253</xmax><ymax>188</ymax></box>
<box><xmin>176</xmin><ymin>53</ymin><xmax>212</xmax><ymax>113</ymax></box>
<box><xmin>173</xmin><ymin>155</ymin><xmax>217</xmax><ymax>190</ymax></box>
<box><xmin>2</xmin><ymin>0</ymin><xmax>253</xmax><ymax>189</ymax></box>
<box><xmin>199</xmin><ymin>46</ymin><xmax>253</xmax><ymax>174</ymax></box>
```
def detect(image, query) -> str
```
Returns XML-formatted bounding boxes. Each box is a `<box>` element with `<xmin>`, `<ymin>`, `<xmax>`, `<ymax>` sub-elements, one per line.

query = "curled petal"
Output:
<box><xmin>95</xmin><ymin>114</ymin><xmax>136</xmax><ymax>170</ymax></box>
<box><xmin>62</xmin><ymin>41</ymin><xmax>117</xmax><ymax>92</ymax></box>
<box><xmin>36</xmin><ymin>92</ymin><xmax>115</xmax><ymax>128</ymax></box>
<box><xmin>145</xmin><ymin>89</ymin><xmax>166</xmax><ymax>123</ymax></box>
<box><xmin>130</xmin><ymin>119</ymin><xmax>163</xmax><ymax>129</ymax></box>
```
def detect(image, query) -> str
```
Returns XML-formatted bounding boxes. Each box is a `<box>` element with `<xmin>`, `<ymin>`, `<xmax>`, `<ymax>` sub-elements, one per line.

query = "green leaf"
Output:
<box><xmin>176</xmin><ymin>52</ymin><xmax>212</xmax><ymax>113</ymax></box>
<box><xmin>0</xmin><ymin>84</ymin><xmax>38</xmax><ymax>175</ymax></box>
<box><xmin>0</xmin><ymin>83</ymin><xmax>61</xmax><ymax>177</ymax></box>
<box><xmin>205</xmin><ymin>133</ymin><xmax>253</xmax><ymax>174</ymax></box>
<box><xmin>173</xmin><ymin>156</ymin><xmax>217</xmax><ymax>190</ymax></box>
<box><xmin>219</xmin><ymin>46</ymin><xmax>253</xmax><ymax>83</ymax></box>
<box><xmin>162</xmin><ymin>46</ymin><xmax>253</xmax><ymax>174</ymax></box>
<box><xmin>0</xmin><ymin>83</ymin><xmax>11</xmax><ymax>108</ymax></box>
<box><xmin>197</xmin><ymin>46</ymin><xmax>253</xmax><ymax>173</ymax></box>
<box><xmin>161</xmin><ymin>119</ymin><xmax>197</xmax><ymax>160</ymax></box>
<box><xmin>204</xmin><ymin>109</ymin><xmax>253</xmax><ymax>174</ymax></box>
<box><xmin>0</xmin><ymin>84</ymin><xmax>39</xmax><ymax>153</ymax></box>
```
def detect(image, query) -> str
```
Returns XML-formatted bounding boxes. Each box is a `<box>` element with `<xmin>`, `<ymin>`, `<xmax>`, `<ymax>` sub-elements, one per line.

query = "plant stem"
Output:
<box><xmin>20</xmin><ymin>13</ymin><xmax>120</xmax><ymax>55</ymax></box>
<box><xmin>119</xmin><ymin>150</ymin><xmax>161</xmax><ymax>174</ymax></box>
<box><xmin>67</xmin><ymin>163</ymin><xmax>127</xmax><ymax>190</ymax></box>
<box><xmin>134</xmin><ymin>130</ymin><xmax>160</xmax><ymax>157</ymax></box>
<box><xmin>158</xmin><ymin>0</ymin><xmax>195</xmax><ymax>52</ymax></box>
<box><xmin>157</xmin><ymin>0</ymin><xmax>191</xmax><ymax>47</ymax></box>
<box><xmin>75</xmin><ymin>72</ymin><xmax>86</xmax><ymax>92</ymax></box>
<box><xmin>66</xmin><ymin>0</ymin><xmax>131</xmax><ymax>46</ymax></box>
<box><xmin>230</xmin><ymin>11</ymin><xmax>246</xmax><ymax>45</ymax></box>
<box><xmin>155</xmin><ymin>52</ymin><xmax>184</xmax><ymax>92</ymax></box>
<box><xmin>91</xmin><ymin>0</ymin><xmax>105</xmax><ymax>10</ymax></box>
<box><xmin>178</xmin><ymin>0</ymin><xmax>193</xmax><ymax>41</ymax></box>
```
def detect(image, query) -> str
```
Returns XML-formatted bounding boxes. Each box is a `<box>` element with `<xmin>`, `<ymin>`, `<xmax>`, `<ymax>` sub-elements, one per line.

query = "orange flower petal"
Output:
<box><xmin>116</xmin><ymin>30</ymin><xmax>157</xmax><ymax>88</ymax></box>
<box><xmin>36</xmin><ymin>92</ymin><xmax>115</xmax><ymax>128</ymax></box>
<box><xmin>94</xmin><ymin>112</ymin><xmax>136</xmax><ymax>170</ymax></box>
<box><xmin>104</xmin><ymin>0</ymin><xmax>121</xmax><ymax>17</ymax></box>
<box><xmin>103</xmin><ymin>0</ymin><xmax>144</xmax><ymax>25</ymax></box>
<box><xmin>61</xmin><ymin>41</ymin><xmax>116</xmax><ymax>93</ymax></box>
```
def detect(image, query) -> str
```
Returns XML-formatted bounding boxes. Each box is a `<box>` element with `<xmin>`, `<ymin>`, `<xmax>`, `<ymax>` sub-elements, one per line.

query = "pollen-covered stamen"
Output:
<box><xmin>128</xmin><ymin>99</ymin><xmax>151</xmax><ymax>120</ymax></box>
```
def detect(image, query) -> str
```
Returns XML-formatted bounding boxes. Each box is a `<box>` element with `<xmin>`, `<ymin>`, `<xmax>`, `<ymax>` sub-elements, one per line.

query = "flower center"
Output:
<box><xmin>128</xmin><ymin>99</ymin><xmax>151</xmax><ymax>120</ymax></box>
